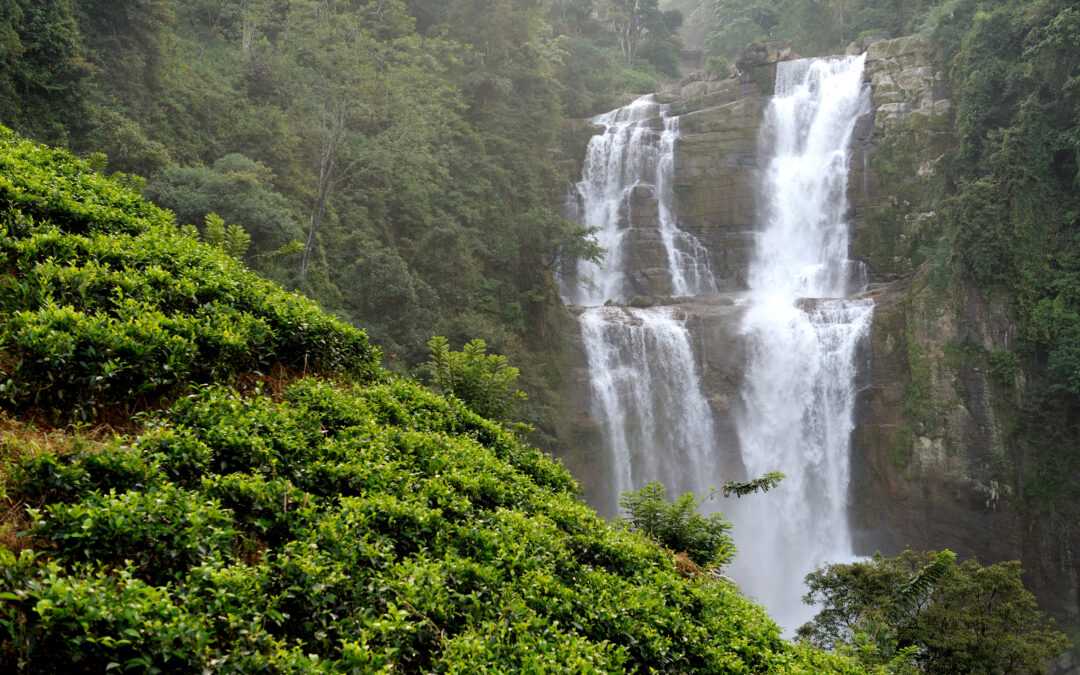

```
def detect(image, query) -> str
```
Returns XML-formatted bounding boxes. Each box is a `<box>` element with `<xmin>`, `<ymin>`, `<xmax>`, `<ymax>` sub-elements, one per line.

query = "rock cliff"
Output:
<box><xmin>845</xmin><ymin>35</ymin><xmax>1079</xmax><ymax>645</ymax></box>
<box><xmin>555</xmin><ymin>35</ymin><xmax>1079</xmax><ymax>647</ymax></box>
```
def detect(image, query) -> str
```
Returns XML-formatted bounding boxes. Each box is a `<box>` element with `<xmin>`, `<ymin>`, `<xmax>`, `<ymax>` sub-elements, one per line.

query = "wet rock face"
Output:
<box><xmin>668</xmin><ymin>77</ymin><xmax>755</xmax><ymax>116</ymax></box>
<box><xmin>620</xmin><ymin>185</ymin><xmax>672</xmax><ymax>297</ymax></box>
<box><xmin>863</xmin><ymin>35</ymin><xmax>952</xmax><ymax>131</ymax></box>
<box><xmin>672</xmin><ymin>83</ymin><xmax>764</xmax><ymax>291</ymax></box>
<box><xmin>848</xmin><ymin>35</ymin><xmax>953</xmax><ymax>283</ymax></box>
<box><xmin>847</xmin><ymin>35</ymin><xmax>1080</xmax><ymax>639</ymax></box>
<box><xmin>683</xmin><ymin>297</ymin><xmax>749</xmax><ymax>481</ymax></box>
<box><xmin>851</xmin><ymin>272</ymin><xmax>1080</xmax><ymax>635</ymax></box>
<box><xmin>851</xmin><ymin>278</ymin><xmax>1022</xmax><ymax>561</ymax></box>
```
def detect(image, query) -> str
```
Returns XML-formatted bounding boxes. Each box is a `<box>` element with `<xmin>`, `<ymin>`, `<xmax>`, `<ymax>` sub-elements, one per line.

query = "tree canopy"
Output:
<box><xmin>0</xmin><ymin>0</ymin><xmax>687</xmax><ymax>441</ymax></box>
<box><xmin>800</xmin><ymin>550</ymin><xmax>1070</xmax><ymax>674</ymax></box>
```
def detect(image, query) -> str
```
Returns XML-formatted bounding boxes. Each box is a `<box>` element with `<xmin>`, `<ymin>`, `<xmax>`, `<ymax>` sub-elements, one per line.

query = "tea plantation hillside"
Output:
<box><xmin>0</xmin><ymin>128</ymin><xmax>857</xmax><ymax>672</ymax></box>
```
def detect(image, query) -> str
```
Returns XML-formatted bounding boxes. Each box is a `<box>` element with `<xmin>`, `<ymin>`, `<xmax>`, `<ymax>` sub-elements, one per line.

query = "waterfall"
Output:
<box><xmin>730</xmin><ymin>56</ymin><xmax>873</xmax><ymax>631</ymax></box>
<box><xmin>566</xmin><ymin>95</ymin><xmax>716</xmax><ymax>306</ymax></box>
<box><xmin>564</xmin><ymin>64</ymin><xmax>873</xmax><ymax>629</ymax></box>
<box><xmin>580</xmin><ymin>307</ymin><xmax>718</xmax><ymax>505</ymax></box>
<box><xmin>565</xmin><ymin>95</ymin><xmax>720</xmax><ymax>515</ymax></box>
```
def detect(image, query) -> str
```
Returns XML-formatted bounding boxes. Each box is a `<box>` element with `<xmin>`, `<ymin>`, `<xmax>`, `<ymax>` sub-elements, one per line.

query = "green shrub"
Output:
<box><xmin>436</xmin><ymin>610</ymin><xmax>628</xmax><ymax>672</ymax></box>
<box><xmin>619</xmin><ymin>482</ymin><xmax>736</xmax><ymax>568</ymax></box>
<box><xmin>200</xmin><ymin>473</ymin><xmax>313</xmax><ymax>546</ymax></box>
<box><xmin>29</xmin><ymin>485</ymin><xmax>236</xmax><ymax>583</ymax></box>
<box><xmin>11</xmin><ymin>441</ymin><xmax>156</xmax><ymax>504</ymax></box>
<box><xmin>136</xmin><ymin>426</ymin><xmax>214</xmax><ymax>486</ymax></box>
<box><xmin>0</xmin><ymin>127</ymin><xmax>166</xmax><ymax>236</ymax></box>
<box><xmin>0</xmin><ymin>557</ymin><xmax>211</xmax><ymax>673</ymax></box>
<box><xmin>800</xmin><ymin>550</ymin><xmax>1070</xmax><ymax>673</ymax></box>
<box><xmin>988</xmin><ymin>349</ymin><xmax>1020</xmax><ymax>385</ymax></box>
<box><xmin>612</xmin><ymin>65</ymin><xmax>660</xmax><ymax>94</ymax></box>
<box><xmin>422</xmin><ymin>335</ymin><xmax>527</xmax><ymax>425</ymax></box>
<box><xmin>9</xmin><ymin>454</ymin><xmax>91</xmax><ymax>505</ymax></box>
<box><xmin>0</xmin><ymin>378</ymin><xmax>853</xmax><ymax>670</ymax></box>
<box><xmin>705</xmin><ymin>55</ymin><xmax>732</xmax><ymax>77</ymax></box>
<box><xmin>0</xmin><ymin>128</ymin><xmax>380</xmax><ymax>420</ymax></box>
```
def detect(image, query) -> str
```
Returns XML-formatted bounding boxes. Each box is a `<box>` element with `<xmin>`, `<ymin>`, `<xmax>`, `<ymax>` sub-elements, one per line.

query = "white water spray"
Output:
<box><xmin>580</xmin><ymin>307</ymin><xmax>718</xmax><ymax>506</ymax></box>
<box><xmin>731</xmin><ymin>56</ymin><xmax>873</xmax><ymax>631</ymax></box>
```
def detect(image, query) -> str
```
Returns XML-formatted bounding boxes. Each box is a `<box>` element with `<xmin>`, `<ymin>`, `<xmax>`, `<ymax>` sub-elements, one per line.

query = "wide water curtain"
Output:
<box><xmin>731</xmin><ymin>56</ymin><xmax>874</xmax><ymax>631</ymax></box>
<box><xmin>565</xmin><ymin>96</ymin><xmax>720</xmax><ymax>515</ymax></box>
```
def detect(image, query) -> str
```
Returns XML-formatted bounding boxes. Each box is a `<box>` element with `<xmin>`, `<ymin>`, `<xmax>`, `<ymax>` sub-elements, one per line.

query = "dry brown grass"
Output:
<box><xmin>0</xmin><ymin>414</ymin><xmax>120</xmax><ymax>554</ymax></box>
<box><xmin>673</xmin><ymin>551</ymin><xmax>704</xmax><ymax>578</ymax></box>
<box><xmin>232</xmin><ymin>363</ymin><xmax>309</xmax><ymax>401</ymax></box>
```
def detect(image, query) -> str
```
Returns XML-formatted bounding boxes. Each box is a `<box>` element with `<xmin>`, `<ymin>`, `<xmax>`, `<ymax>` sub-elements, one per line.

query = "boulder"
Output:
<box><xmin>736</xmin><ymin>41</ymin><xmax>799</xmax><ymax>96</ymax></box>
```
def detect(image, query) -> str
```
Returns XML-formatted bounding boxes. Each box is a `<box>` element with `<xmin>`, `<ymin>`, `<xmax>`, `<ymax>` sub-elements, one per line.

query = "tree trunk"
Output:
<box><xmin>300</xmin><ymin>107</ymin><xmax>345</xmax><ymax>282</ymax></box>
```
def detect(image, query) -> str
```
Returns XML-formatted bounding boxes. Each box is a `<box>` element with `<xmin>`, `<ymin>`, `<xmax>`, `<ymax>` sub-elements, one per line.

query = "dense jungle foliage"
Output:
<box><xmin>800</xmin><ymin>551</ymin><xmax>1069</xmax><ymax>674</ymax></box>
<box><xmin>0</xmin><ymin>127</ymin><xmax>866</xmax><ymax>672</ymax></box>
<box><xmin>934</xmin><ymin>0</ymin><xmax>1080</xmax><ymax>515</ymax></box>
<box><xmin>0</xmin><ymin>0</ymin><xmax>687</xmax><ymax>442</ymax></box>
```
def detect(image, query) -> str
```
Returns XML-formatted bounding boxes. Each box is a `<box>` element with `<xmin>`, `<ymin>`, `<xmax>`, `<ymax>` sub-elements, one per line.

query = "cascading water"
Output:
<box><xmin>580</xmin><ymin>307</ymin><xmax>718</xmax><ymax>504</ymax></box>
<box><xmin>565</xmin><ymin>96</ymin><xmax>716</xmax><ymax>305</ymax></box>
<box><xmin>730</xmin><ymin>56</ymin><xmax>874</xmax><ymax>631</ymax></box>
<box><xmin>565</xmin><ymin>95</ymin><xmax>721</xmax><ymax>515</ymax></box>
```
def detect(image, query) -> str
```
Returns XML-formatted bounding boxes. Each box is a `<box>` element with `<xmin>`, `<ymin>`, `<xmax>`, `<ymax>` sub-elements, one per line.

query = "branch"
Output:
<box><xmin>717</xmin><ymin>471</ymin><xmax>785</xmax><ymax>499</ymax></box>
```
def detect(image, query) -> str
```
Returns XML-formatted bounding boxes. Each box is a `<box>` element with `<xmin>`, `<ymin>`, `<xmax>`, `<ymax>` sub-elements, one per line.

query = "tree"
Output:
<box><xmin>601</xmin><ymin>0</ymin><xmax>673</xmax><ymax>64</ymax></box>
<box><xmin>799</xmin><ymin>550</ymin><xmax>1071</xmax><ymax>674</ymax></box>
<box><xmin>422</xmin><ymin>335</ymin><xmax>528</xmax><ymax>425</ymax></box>
<box><xmin>282</xmin><ymin>0</ymin><xmax>416</xmax><ymax>281</ymax></box>
<box><xmin>619</xmin><ymin>482</ymin><xmax>735</xmax><ymax>569</ymax></box>
<box><xmin>286</xmin><ymin>2</ymin><xmax>377</xmax><ymax>282</ymax></box>
<box><xmin>145</xmin><ymin>154</ymin><xmax>304</xmax><ymax>258</ymax></box>
<box><xmin>0</xmin><ymin>0</ymin><xmax>90</xmax><ymax>143</ymax></box>
<box><xmin>549</xmin><ymin>0</ymin><xmax>594</xmax><ymax>35</ymax></box>
<box><xmin>202</xmin><ymin>212</ymin><xmax>252</xmax><ymax>258</ymax></box>
<box><xmin>76</xmin><ymin>0</ymin><xmax>173</xmax><ymax>95</ymax></box>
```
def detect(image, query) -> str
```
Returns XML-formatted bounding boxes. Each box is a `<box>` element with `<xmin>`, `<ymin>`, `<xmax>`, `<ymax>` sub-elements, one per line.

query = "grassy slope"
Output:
<box><xmin>0</xmin><ymin>128</ymin><xmax>858</xmax><ymax>672</ymax></box>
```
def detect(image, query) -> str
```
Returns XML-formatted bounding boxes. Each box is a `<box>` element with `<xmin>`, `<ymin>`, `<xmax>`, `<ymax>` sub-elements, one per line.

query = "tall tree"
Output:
<box><xmin>800</xmin><ymin>550</ymin><xmax>1070</xmax><ymax>674</ymax></box>
<box><xmin>602</xmin><ymin>0</ymin><xmax>665</xmax><ymax>63</ymax></box>
<box><xmin>0</xmin><ymin>0</ymin><xmax>89</xmax><ymax>143</ymax></box>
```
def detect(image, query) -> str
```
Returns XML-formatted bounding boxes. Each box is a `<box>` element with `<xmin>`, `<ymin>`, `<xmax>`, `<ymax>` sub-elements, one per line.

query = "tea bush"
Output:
<box><xmin>0</xmin><ymin>378</ymin><xmax>861</xmax><ymax>672</ymax></box>
<box><xmin>0</xmin><ymin>127</ymin><xmax>380</xmax><ymax>420</ymax></box>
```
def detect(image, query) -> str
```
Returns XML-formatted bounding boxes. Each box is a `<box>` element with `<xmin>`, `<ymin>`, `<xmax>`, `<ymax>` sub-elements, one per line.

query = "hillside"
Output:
<box><xmin>0</xmin><ymin>129</ymin><xmax>856</xmax><ymax>672</ymax></box>
<box><xmin>0</xmin><ymin>0</ymin><xmax>696</xmax><ymax>449</ymax></box>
